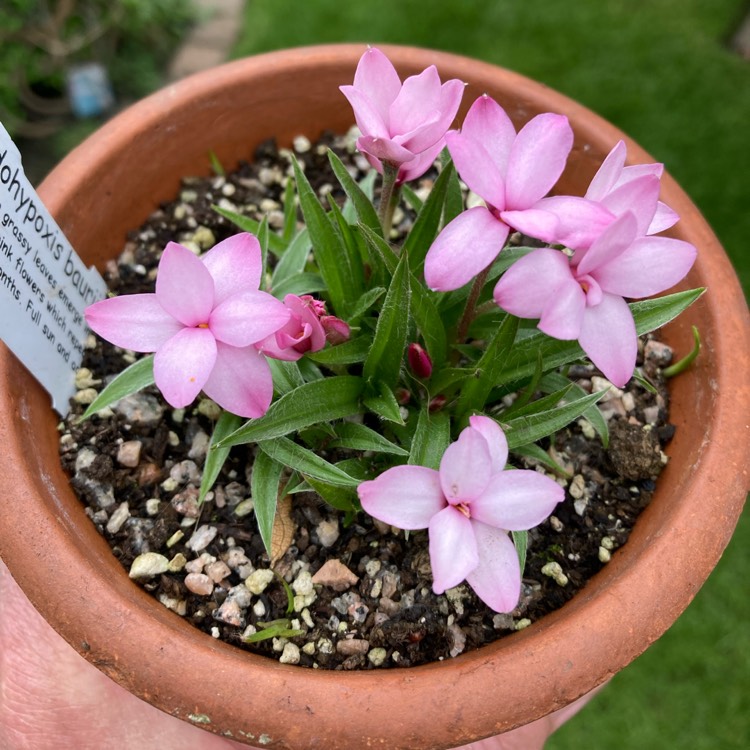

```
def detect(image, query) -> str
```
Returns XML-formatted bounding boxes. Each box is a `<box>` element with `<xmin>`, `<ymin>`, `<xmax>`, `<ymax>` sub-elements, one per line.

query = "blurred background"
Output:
<box><xmin>3</xmin><ymin>0</ymin><xmax>748</xmax><ymax>747</ymax></box>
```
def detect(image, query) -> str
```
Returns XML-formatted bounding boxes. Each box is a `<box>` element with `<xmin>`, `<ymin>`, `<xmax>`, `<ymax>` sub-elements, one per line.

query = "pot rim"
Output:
<box><xmin>0</xmin><ymin>44</ymin><xmax>747</xmax><ymax>749</ymax></box>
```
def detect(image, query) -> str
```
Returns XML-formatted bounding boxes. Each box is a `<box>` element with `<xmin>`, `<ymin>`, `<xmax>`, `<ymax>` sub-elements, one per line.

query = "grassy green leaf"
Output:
<box><xmin>268</xmin><ymin>359</ymin><xmax>305</xmax><ymax>395</ymax></box>
<box><xmin>217</xmin><ymin>376</ymin><xmax>363</xmax><ymax>447</ymax></box>
<box><xmin>271</xmin><ymin>272</ymin><xmax>326</xmax><ymax>298</ymax></box>
<box><xmin>663</xmin><ymin>325</ymin><xmax>701</xmax><ymax>377</ymax></box>
<box><xmin>256</xmin><ymin>214</ymin><xmax>270</xmax><ymax>288</ymax></box>
<box><xmin>79</xmin><ymin>355</ymin><xmax>155</xmax><ymax>421</ymax></box>
<box><xmin>198</xmin><ymin>411</ymin><xmax>243</xmax><ymax>503</ymax></box>
<box><xmin>442</xmin><ymin>154</ymin><xmax>464</xmax><ymax>225</ymax></box>
<box><xmin>292</xmin><ymin>155</ymin><xmax>351</xmax><ymax>315</ymax></box>
<box><xmin>402</xmin><ymin>160</ymin><xmax>454</xmax><ymax>271</ymax></box>
<box><xmin>326</xmin><ymin>195</ymin><xmax>366</xmax><ymax>298</ymax></box>
<box><xmin>212</xmin><ymin>205</ymin><xmax>286</xmax><ymax>255</ymax></box>
<box><xmin>208</xmin><ymin>150</ymin><xmax>225</xmax><ymax>176</ymax></box>
<box><xmin>328</xmin><ymin>148</ymin><xmax>383</xmax><ymax>237</ymax></box>
<box><xmin>632</xmin><ymin>288</ymin><xmax>705</xmax><ymax>335</ymax></box>
<box><xmin>330</xmin><ymin>422</ymin><xmax>409</xmax><ymax>456</ymax></box>
<box><xmin>258</xmin><ymin>437</ymin><xmax>360</xmax><ymax>487</ymax></box>
<box><xmin>503</xmin><ymin>390</ymin><xmax>608</xmax><ymax>449</ymax></box>
<box><xmin>363</xmin><ymin>382</ymin><xmax>404</xmax><ymax>424</ymax></box>
<box><xmin>347</xmin><ymin>286</ymin><xmax>386</xmax><ymax>322</ymax></box>
<box><xmin>363</xmin><ymin>251</ymin><xmax>411</xmax><ymax>389</ymax></box>
<box><xmin>281</xmin><ymin>176</ymin><xmax>297</xmax><ymax>243</ymax></box>
<box><xmin>457</xmin><ymin>314</ymin><xmax>519</xmax><ymax>419</ymax></box>
<box><xmin>510</xmin><ymin>443</ymin><xmax>572</xmax><ymax>478</ymax></box>
<box><xmin>308</xmin><ymin>336</ymin><xmax>370</xmax><ymax>366</ymax></box>
<box><xmin>250</xmin><ymin>449</ymin><xmax>284</xmax><ymax>556</ymax></box>
<box><xmin>512</xmin><ymin>529</ymin><xmax>528</xmax><ymax>573</ymax></box>
<box><xmin>304</xmin><ymin>476</ymin><xmax>359</xmax><ymax>513</ymax></box>
<box><xmin>409</xmin><ymin>407</ymin><xmax>450</xmax><ymax>470</ymax></box>
<box><xmin>270</xmin><ymin>227</ymin><xmax>312</xmax><ymax>289</ymax></box>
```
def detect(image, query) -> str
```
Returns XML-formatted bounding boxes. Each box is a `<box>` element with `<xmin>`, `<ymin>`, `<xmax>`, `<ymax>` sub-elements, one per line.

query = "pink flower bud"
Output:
<box><xmin>408</xmin><ymin>343</ymin><xmax>432</xmax><ymax>379</ymax></box>
<box><xmin>321</xmin><ymin>315</ymin><xmax>350</xmax><ymax>345</ymax></box>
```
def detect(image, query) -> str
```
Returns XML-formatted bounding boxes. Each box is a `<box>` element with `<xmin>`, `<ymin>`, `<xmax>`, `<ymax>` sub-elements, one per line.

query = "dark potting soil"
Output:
<box><xmin>59</xmin><ymin>131</ymin><xmax>676</xmax><ymax>670</ymax></box>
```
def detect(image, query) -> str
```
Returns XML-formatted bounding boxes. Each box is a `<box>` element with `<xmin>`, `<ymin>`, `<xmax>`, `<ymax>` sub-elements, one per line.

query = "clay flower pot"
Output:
<box><xmin>0</xmin><ymin>45</ymin><xmax>747</xmax><ymax>749</ymax></box>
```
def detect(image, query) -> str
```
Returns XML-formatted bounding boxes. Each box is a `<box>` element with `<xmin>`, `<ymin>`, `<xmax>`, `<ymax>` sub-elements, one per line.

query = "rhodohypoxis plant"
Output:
<box><xmin>83</xmin><ymin>47</ymin><xmax>702</xmax><ymax>615</ymax></box>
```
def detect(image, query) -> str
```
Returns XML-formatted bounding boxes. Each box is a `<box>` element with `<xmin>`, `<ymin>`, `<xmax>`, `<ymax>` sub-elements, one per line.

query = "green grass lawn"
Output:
<box><xmin>233</xmin><ymin>2</ymin><xmax>749</xmax><ymax>747</ymax></box>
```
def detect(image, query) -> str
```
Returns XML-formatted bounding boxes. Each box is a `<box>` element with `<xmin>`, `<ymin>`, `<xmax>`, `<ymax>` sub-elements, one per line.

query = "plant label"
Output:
<box><xmin>0</xmin><ymin>123</ymin><xmax>107</xmax><ymax>415</ymax></box>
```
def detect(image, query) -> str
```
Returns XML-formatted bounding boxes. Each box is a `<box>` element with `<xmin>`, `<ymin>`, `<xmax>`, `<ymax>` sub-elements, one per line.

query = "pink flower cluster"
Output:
<box><xmin>359</xmin><ymin>416</ymin><xmax>563</xmax><ymax>612</ymax></box>
<box><xmin>85</xmin><ymin>234</ymin><xmax>347</xmax><ymax>417</ymax></box>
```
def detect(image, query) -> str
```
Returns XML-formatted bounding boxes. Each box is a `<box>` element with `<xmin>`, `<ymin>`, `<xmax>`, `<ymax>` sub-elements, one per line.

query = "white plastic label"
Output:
<box><xmin>0</xmin><ymin>123</ymin><xmax>107</xmax><ymax>415</ymax></box>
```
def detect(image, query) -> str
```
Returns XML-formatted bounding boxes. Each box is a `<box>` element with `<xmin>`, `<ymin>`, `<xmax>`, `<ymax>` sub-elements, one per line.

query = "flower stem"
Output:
<box><xmin>456</xmin><ymin>267</ymin><xmax>491</xmax><ymax>346</ymax></box>
<box><xmin>378</xmin><ymin>163</ymin><xmax>401</xmax><ymax>238</ymax></box>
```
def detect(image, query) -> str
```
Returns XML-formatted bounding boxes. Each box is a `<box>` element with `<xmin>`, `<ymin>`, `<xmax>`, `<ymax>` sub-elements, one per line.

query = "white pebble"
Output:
<box><xmin>185</xmin><ymin>573</ymin><xmax>214</xmax><ymax>596</ymax></box>
<box><xmin>130</xmin><ymin>553</ymin><xmax>170</xmax><ymax>579</ymax></box>
<box><xmin>367</xmin><ymin>648</ymin><xmax>387</xmax><ymax>666</ymax></box>
<box><xmin>598</xmin><ymin>547</ymin><xmax>612</xmax><ymax>563</ymax></box>
<box><xmin>105</xmin><ymin>502</ymin><xmax>130</xmax><ymax>534</ymax></box>
<box><xmin>541</xmin><ymin>561</ymin><xmax>569</xmax><ymax>587</ymax></box>
<box><xmin>292</xmin><ymin>571</ymin><xmax>314</xmax><ymax>596</ymax></box>
<box><xmin>246</xmin><ymin>569</ymin><xmax>275</xmax><ymax>594</ymax></box>
<box><xmin>186</xmin><ymin>525</ymin><xmax>218</xmax><ymax>552</ymax></box>
<box><xmin>279</xmin><ymin>643</ymin><xmax>301</xmax><ymax>664</ymax></box>
<box><xmin>145</xmin><ymin>498</ymin><xmax>161</xmax><ymax>516</ymax></box>
<box><xmin>117</xmin><ymin>440</ymin><xmax>142</xmax><ymax>467</ymax></box>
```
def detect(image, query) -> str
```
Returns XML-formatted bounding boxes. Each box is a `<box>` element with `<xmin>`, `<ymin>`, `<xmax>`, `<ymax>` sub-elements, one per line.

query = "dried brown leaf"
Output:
<box><xmin>270</xmin><ymin>496</ymin><xmax>295</xmax><ymax>567</ymax></box>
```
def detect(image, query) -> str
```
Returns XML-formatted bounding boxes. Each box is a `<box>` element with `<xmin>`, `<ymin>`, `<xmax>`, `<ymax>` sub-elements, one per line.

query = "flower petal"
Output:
<box><xmin>579</xmin><ymin>293</ymin><xmax>637</xmax><ymax>387</ymax></box>
<box><xmin>446</xmin><ymin>129</ymin><xmax>505</xmax><ymax>209</ymax></box>
<box><xmin>339</xmin><ymin>86</ymin><xmax>389</xmax><ymax>140</ymax></box>
<box><xmin>493</xmin><ymin>248</ymin><xmax>573</xmax><ymax>319</ymax></box>
<box><xmin>439</xmin><ymin>427</ymin><xmax>491</xmax><ymax>504</ymax></box>
<box><xmin>460</xmin><ymin>95</ymin><xmax>516</xmax><ymax>181</ymax></box>
<box><xmin>599</xmin><ymin>174</ymin><xmax>660</xmax><ymax>237</ymax></box>
<box><xmin>585</xmin><ymin>140</ymin><xmax>627</xmax><ymax>201</ymax></box>
<box><xmin>357</xmin><ymin>135</ymin><xmax>414</xmax><ymax>165</ymax></box>
<box><xmin>357</xmin><ymin>465</ymin><xmax>444</xmax><ymax>530</ymax></box>
<box><xmin>424</xmin><ymin>207</ymin><xmax>509</xmax><ymax>292</ymax></box>
<box><xmin>648</xmin><ymin>201</ymin><xmax>679</xmax><ymax>234</ymax></box>
<box><xmin>429</xmin><ymin>506</ymin><xmax>479</xmax><ymax>593</ymax></box>
<box><xmin>390</xmin><ymin>66</ymin><xmax>442</xmax><ymax>140</ymax></box>
<box><xmin>153</xmin><ymin>327</ymin><xmax>217</xmax><ymax>408</ymax></box>
<box><xmin>471</xmin><ymin>470</ymin><xmax>564</xmax><ymax>531</ymax></box>
<box><xmin>499</xmin><ymin>208</ymin><xmax>560</xmax><ymax>244</ymax></box>
<box><xmin>397</xmin><ymin>138</ymin><xmax>445</xmax><ymax>183</ymax></box>
<box><xmin>351</xmin><ymin>47</ymin><xmax>401</xmax><ymax>122</ymax></box>
<box><xmin>465</xmin><ymin>522</ymin><xmax>521</xmax><ymax>613</ymax></box>
<box><xmin>209</xmin><ymin>290</ymin><xmax>290</xmax><ymax>347</ymax></box>
<box><xmin>201</xmin><ymin>233</ymin><xmax>262</xmax><ymax>304</ymax></box>
<box><xmin>576</xmin><ymin>212</ymin><xmax>638</xmax><ymax>277</ymax></box>
<box><xmin>505</xmin><ymin>113</ymin><xmax>573</xmax><ymax>209</ymax></box>
<box><xmin>85</xmin><ymin>294</ymin><xmax>182</xmax><ymax>352</ymax></box>
<box><xmin>538</xmin><ymin>276</ymin><xmax>586</xmax><ymax>340</ymax></box>
<box><xmin>468</xmin><ymin>416</ymin><xmax>508</xmax><ymax>474</ymax></box>
<box><xmin>156</xmin><ymin>242</ymin><xmax>214</xmax><ymax>326</ymax></box>
<box><xmin>531</xmin><ymin>196</ymin><xmax>615</xmax><ymax>249</ymax></box>
<box><xmin>592</xmin><ymin>236</ymin><xmax>697</xmax><ymax>298</ymax></box>
<box><xmin>201</xmin><ymin>342</ymin><xmax>274</xmax><ymax>418</ymax></box>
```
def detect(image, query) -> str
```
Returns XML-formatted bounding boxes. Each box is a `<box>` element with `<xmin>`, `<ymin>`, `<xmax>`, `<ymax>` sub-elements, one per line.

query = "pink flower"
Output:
<box><xmin>358</xmin><ymin>416</ymin><xmax>563</xmax><ymax>612</ymax></box>
<box><xmin>493</xmin><ymin>212</ymin><xmax>697</xmax><ymax>387</ymax></box>
<box><xmin>424</xmin><ymin>95</ymin><xmax>613</xmax><ymax>291</ymax></box>
<box><xmin>585</xmin><ymin>140</ymin><xmax>679</xmax><ymax>238</ymax></box>
<box><xmin>257</xmin><ymin>294</ymin><xmax>350</xmax><ymax>361</ymax></box>
<box><xmin>407</xmin><ymin>342</ymin><xmax>433</xmax><ymax>379</ymax></box>
<box><xmin>340</xmin><ymin>47</ymin><xmax>464</xmax><ymax>183</ymax></box>
<box><xmin>85</xmin><ymin>234</ymin><xmax>290</xmax><ymax>418</ymax></box>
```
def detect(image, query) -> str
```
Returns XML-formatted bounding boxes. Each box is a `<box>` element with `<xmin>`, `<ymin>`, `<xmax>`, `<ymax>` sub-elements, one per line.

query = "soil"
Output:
<box><xmin>59</xmin><ymin>131</ymin><xmax>676</xmax><ymax>671</ymax></box>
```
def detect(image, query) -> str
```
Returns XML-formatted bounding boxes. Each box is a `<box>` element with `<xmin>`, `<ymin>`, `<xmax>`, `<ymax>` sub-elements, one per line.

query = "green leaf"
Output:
<box><xmin>328</xmin><ymin>148</ymin><xmax>383</xmax><ymax>237</ymax></box>
<box><xmin>503</xmin><ymin>390</ymin><xmax>608</xmax><ymax>449</ymax></box>
<box><xmin>442</xmin><ymin>155</ymin><xmax>464</xmax><ymax>225</ymax></box>
<box><xmin>208</xmin><ymin>150</ymin><xmax>225</xmax><ymax>176</ymax></box>
<box><xmin>271</xmin><ymin>228</ymin><xmax>312</xmax><ymax>289</ymax></box>
<box><xmin>663</xmin><ymin>325</ymin><xmax>701</xmax><ymax>377</ymax></box>
<box><xmin>217</xmin><ymin>376</ymin><xmax>363</xmax><ymax>447</ymax></box>
<box><xmin>272</xmin><ymin>272</ymin><xmax>325</xmax><ymax>298</ymax></box>
<box><xmin>540</xmin><ymin>371</ymin><xmax>609</xmax><ymax>448</ymax></box>
<box><xmin>256</xmin><ymin>214</ymin><xmax>270</xmax><ymax>288</ymax></box>
<box><xmin>632</xmin><ymin>288</ymin><xmax>705</xmax><ymax>335</ymax></box>
<box><xmin>402</xmin><ymin>160</ymin><xmax>454</xmax><ymax>271</ymax></box>
<box><xmin>457</xmin><ymin>314</ymin><xmax>519</xmax><ymax>419</ymax></box>
<box><xmin>347</xmin><ymin>286</ymin><xmax>386</xmax><ymax>322</ymax></box>
<box><xmin>512</xmin><ymin>530</ymin><xmax>528</xmax><ymax>573</ymax></box>
<box><xmin>326</xmin><ymin>195</ymin><xmax>366</xmax><ymax>298</ymax></box>
<box><xmin>281</xmin><ymin>176</ymin><xmax>297</xmax><ymax>243</ymax></box>
<box><xmin>198</xmin><ymin>411</ymin><xmax>243</xmax><ymax>503</ymax></box>
<box><xmin>212</xmin><ymin>205</ymin><xmax>286</xmax><ymax>255</ymax></box>
<box><xmin>307</xmin><ymin>336</ymin><xmax>370</xmax><ymax>366</ymax></box>
<box><xmin>243</xmin><ymin>620</ymin><xmax>305</xmax><ymax>643</ymax></box>
<box><xmin>258</xmin><ymin>437</ymin><xmax>360</xmax><ymax>487</ymax></box>
<box><xmin>330</xmin><ymin>422</ymin><xmax>409</xmax><ymax>456</ymax></box>
<box><xmin>363</xmin><ymin>251</ymin><xmax>411</xmax><ymax>389</ymax></box>
<box><xmin>250</xmin><ymin>449</ymin><xmax>284</xmax><ymax>556</ymax></box>
<box><xmin>401</xmin><ymin>183</ymin><xmax>423</xmax><ymax>212</ymax></box>
<box><xmin>268</xmin><ymin>359</ymin><xmax>305</xmax><ymax>395</ymax></box>
<box><xmin>292</xmin><ymin>155</ymin><xmax>351</xmax><ymax>315</ymax></box>
<box><xmin>304</xmin><ymin>476</ymin><xmax>359</xmax><ymax>513</ymax></box>
<box><xmin>511</xmin><ymin>443</ymin><xmax>572</xmax><ymax>478</ymax></box>
<box><xmin>363</xmin><ymin>382</ymin><xmax>404</xmax><ymax>424</ymax></box>
<box><xmin>79</xmin><ymin>355</ymin><xmax>155</xmax><ymax>421</ymax></box>
<box><xmin>409</xmin><ymin>407</ymin><xmax>450</xmax><ymax>470</ymax></box>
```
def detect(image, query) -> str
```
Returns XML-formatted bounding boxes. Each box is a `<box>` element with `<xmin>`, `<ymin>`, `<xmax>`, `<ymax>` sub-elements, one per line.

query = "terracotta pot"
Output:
<box><xmin>0</xmin><ymin>45</ymin><xmax>747</xmax><ymax>750</ymax></box>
